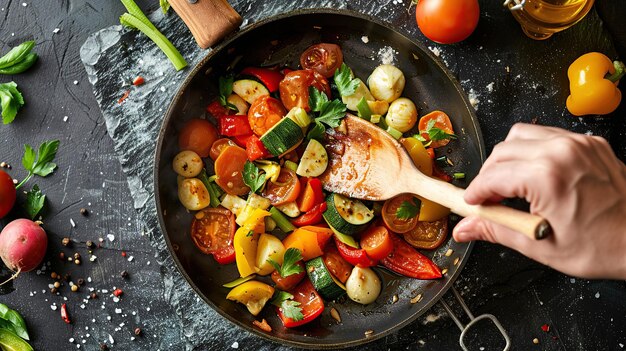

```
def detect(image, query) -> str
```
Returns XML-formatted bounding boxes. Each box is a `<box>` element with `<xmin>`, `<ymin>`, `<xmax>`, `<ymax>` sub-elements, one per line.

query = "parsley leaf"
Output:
<box><xmin>307</xmin><ymin>121</ymin><xmax>326</xmax><ymax>141</ymax></box>
<box><xmin>267</xmin><ymin>247</ymin><xmax>303</xmax><ymax>278</ymax></box>
<box><xmin>246</xmin><ymin>230</ymin><xmax>254</xmax><ymax>237</ymax></box>
<box><xmin>0</xmin><ymin>82</ymin><xmax>24</xmax><ymax>124</ymax></box>
<box><xmin>308</xmin><ymin>86</ymin><xmax>347</xmax><ymax>128</ymax></box>
<box><xmin>16</xmin><ymin>140</ymin><xmax>60</xmax><ymax>190</ymax></box>
<box><xmin>333</xmin><ymin>63</ymin><xmax>360</xmax><ymax>97</ymax></box>
<box><xmin>271</xmin><ymin>291</ymin><xmax>303</xmax><ymax>321</ymax></box>
<box><xmin>396</xmin><ymin>198</ymin><xmax>422</xmax><ymax>220</ymax></box>
<box><xmin>423</xmin><ymin>119</ymin><xmax>457</xmax><ymax>142</ymax></box>
<box><xmin>25</xmin><ymin>184</ymin><xmax>46</xmax><ymax>220</ymax></box>
<box><xmin>218</xmin><ymin>75</ymin><xmax>238</xmax><ymax>112</ymax></box>
<box><xmin>242</xmin><ymin>161</ymin><xmax>266</xmax><ymax>194</ymax></box>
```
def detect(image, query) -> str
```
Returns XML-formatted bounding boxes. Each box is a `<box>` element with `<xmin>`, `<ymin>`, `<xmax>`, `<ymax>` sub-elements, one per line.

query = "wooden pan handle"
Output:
<box><xmin>408</xmin><ymin>176</ymin><xmax>552</xmax><ymax>240</ymax></box>
<box><xmin>169</xmin><ymin>0</ymin><xmax>242</xmax><ymax>49</ymax></box>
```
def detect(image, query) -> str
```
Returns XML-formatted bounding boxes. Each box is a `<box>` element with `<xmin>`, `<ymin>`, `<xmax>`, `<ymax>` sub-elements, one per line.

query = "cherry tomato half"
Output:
<box><xmin>360</xmin><ymin>226</ymin><xmax>394</xmax><ymax>261</ymax></box>
<box><xmin>300</xmin><ymin>43</ymin><xmax>344</xmax><ymax>78</ymax></box>
<box><xmin>415</xmin><ymin>0</ymin><xmax>480</xmax><ymax>44</ymax></box>
<box><xmin>214</xmin><ymin>145</ymin><xmax>250</xmax><ymax>196</ymax></box>
<box><xmin>271</xmin><ymin>261</ymin><xmax>306</xmax><ymax>291</ymax></box>
<box><xmin>323</xmin><ymin>245</ymin><xmax>353</xmax><ymax>284</ymax></box>
<box><xmin>418</xmin><ymin>111</ymin><xmax>455</xmax><ymax>149</ymax></box>
<box><xmin>248</xmin><ymin>95</ymin><xmax>287</xmax><ymax>136</ymax></box>
<box><xmin>402</xmin><ymin>217</ymin><xmax>448</xmax><ymax>250</ymax></box>
<box><xmin>0</xmin><ymin>170</ymin><xmax>16</xmax><ymax>219</ymax></box>
<box><xmin>209</xmin><ymin>138</ymin><xmax>237</xmax><ymax>160</ymax></box>
<box><xmin>179</xmin><ymin>119</ymin><xmax>219</xmax><ymax>158</ymax></box>
<box><xmin>382</xmin><ymin>194</ymin><xmax>420</xmax><ymax>234</ymax></box>
<box><xmin>261</xmin><ymin>168</ymin><xmax>301</xmax><ymax>206</ymax></box>
<box><xmin>191</xmin><ymin>207</ymin><xmax>237</xmax><ymax>264</ymax></box>
<box><xmin>279</xmin><ymin>69</ymin><xmax>331</xmax><ymax>112</ymax></box>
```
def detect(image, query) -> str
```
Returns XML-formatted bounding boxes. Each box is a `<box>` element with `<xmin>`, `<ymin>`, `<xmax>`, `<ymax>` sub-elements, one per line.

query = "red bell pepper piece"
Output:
<box><xmin>212</xmin><ymin>245</ymin><xmax>236</xmax><ymax>265</ymax></box>
<box><xmin>296</xmin><ymin>177</ymin><xmax>325</xmax><ymax>212</ymax></box>
<box><xmin>426</xmin><ymin>148</ymin><xmax>435</xmax><ymax>160</ymax></box>
<box><xmin>207</xmin><ymin>100</ymin><xmax>231</xmax><ymax>117</ymax></box>
<box><xmin>241</xmin><ymin>67</ymin><xmax>284</xmax><ymax>93</ymax></box>
<box><xmin>334</xmin><ymin>237</ymin><xmax>377</xmax><ymax>268</ymax></box>
<box><xmin>291</xmin><ymin>202</ymin><xmax>326</xmax><ymax>226</ymax></box>
<box><xmin>277</xmin><ymin>278</ymin><xmax>324</xmax><ymax>328</ymax></box>
<box><xmin>381</xmin><ymin>233</ymin><xmax>442</xmax><ymax>279</ymax></box>
<box><xmin>245</xmin><ymin>134</ymin><xmax>271</xmax><ymax>161</ymax></box>
<box><xmin>232</xmin><ymin>134</ymin><xmax>252</xmax><ymax>148</ymax></box>
<box><xmin>218</xmin><ymin>114</ymin><xmax>253</xmax><ymax>137</ymax></box>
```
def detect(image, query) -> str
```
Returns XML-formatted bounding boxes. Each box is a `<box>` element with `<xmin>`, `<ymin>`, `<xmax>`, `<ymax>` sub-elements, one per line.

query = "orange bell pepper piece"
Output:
<box><xmin>282</xmin><ymin>226</ymin><xmax>333</xmax><ymax>261</ymax></box>
<box><xmin>566</xmin><ymin>52</ymin><xmax>625</xmax><ymax>116</ymax></box>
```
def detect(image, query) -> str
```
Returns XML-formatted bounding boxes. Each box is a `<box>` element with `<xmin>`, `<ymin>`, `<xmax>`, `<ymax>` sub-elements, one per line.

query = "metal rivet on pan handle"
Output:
<box><xmin>439</xmin><ymin>287</ymin><xmax>511</xmax><ymax>351</ymax></box>
<box><xmin>503</xmin><ymin>0</ymin><xmax>526</xmax><ymax>11</ymax></box>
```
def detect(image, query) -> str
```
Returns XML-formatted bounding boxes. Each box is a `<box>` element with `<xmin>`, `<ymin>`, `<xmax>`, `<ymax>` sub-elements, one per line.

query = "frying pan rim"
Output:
<box><xmin>154</xmin><ymin>7</ymin><xmax>485</xmax><ymax>349</ymax></box>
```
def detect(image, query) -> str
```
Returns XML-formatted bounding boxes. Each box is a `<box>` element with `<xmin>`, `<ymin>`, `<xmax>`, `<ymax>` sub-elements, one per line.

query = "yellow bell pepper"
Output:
<box><xmin>234</xmin><ymin>208</ymin><xmax>270</xmax><ymax>278</ymax></box>
<box><xmin>400</xmin><ymin>137</ymin><xmax>433</xmax><ymax>176</ymax></box>
<box><xmin>566</xmin><ymin>52</ymin><xmax>625</xmax><ymax>116</ymax></box>
<box><xmin>417</xmin><ymin>196</ymin><xmax>451</xmax><ymax>222</ymax></box>
<box><xmin>226</xmin><ymin>280</ymin><xmax>275</xmax><ymax>316</ymax></box>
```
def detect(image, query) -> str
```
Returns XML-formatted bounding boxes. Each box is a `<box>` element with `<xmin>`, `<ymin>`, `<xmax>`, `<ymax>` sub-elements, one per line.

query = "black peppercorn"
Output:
<box><xmin>80</xmin><ymin>208</ymin><xmax>89</xmax><ymax>216</ymax></box>
<box><xmin>90</xmin><ymin>292</ymin><xmax>98</xmax><ymax>299</ymax></box>
<box><xmin>121</xmin><ymin>270</ymin><xmax>129</xmax><ymax>279</ymax></box>
<box><xmin>77</xmin><ymin>278</ymin><xmax>84</xmax><ymax>286</ymax></box>
<box><xmin>99</xmin><ymin>343</ymin><xmax>108</xmax><ymax>350</ymax></box>
<box><xmin>86</xmin><ymin>240</ymin><xmax>94</xmax><ymax>249</ymax></box>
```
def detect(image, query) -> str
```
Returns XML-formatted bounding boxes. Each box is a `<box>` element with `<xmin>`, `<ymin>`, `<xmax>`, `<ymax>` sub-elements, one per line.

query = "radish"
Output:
<box><xmin>0</xmin><ymin>219</ymin><xmax>47</xmax><ymax>277</ymax></box>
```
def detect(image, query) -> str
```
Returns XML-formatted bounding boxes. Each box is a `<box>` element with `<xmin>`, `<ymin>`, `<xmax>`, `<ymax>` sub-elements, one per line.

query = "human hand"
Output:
<box><xmin>453</xmin><ymin>123</ymin><xmax>626</xmax><ymax>279</ymax></box>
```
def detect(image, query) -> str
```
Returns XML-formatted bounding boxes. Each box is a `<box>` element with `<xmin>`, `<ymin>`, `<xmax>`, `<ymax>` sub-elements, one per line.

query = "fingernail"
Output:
<box><xmin>453</xmin><ymin>231</ymin><xmax>471</xmax><ymax>242</ymax></box>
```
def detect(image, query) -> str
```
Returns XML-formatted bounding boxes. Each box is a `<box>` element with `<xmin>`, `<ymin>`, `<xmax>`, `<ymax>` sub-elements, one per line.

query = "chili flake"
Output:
<box><xmin>61</xmin><ymin>303</ymin><xmax>71</xmax><ymax>324</ymax></box>
<box><xmin>121</xmin><ymin>251</ymin><xmax>127</xmax><ymax>257</ymax></box>
<box><xmin>113</xmin><ymin>289</ymin><xmax>123</xmax><ymax>297</ymax></box>
<box><xmin>118</xmin><ymin>90</ymin><xmax>131</xmax><ymax>104</ymax></box>
<box><xmin>252</xmin><ymin>319</ymin><xmax>272</xmax><ymax>333</ymax></box>
<box><xmin>541</xmin><ymin>324</ymin><xmax>550</xmax><ymax>332</ymax></box>
<box><xmin>132</xmin><ymin>76</ymin><xmax>145</xmax><ymax>86</ymax></box>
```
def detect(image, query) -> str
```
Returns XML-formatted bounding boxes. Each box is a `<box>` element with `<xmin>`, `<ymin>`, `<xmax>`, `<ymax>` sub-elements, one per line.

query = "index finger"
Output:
<box><xmin>505</xmin><ymin>123</ymin><xmax>571</xmax><ymax>142</ymax></box>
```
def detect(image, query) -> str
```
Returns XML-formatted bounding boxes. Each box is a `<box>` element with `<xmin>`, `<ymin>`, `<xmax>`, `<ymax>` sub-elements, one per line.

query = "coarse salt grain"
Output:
<box><xmin>80</xmin><ymin>304</ymin><xmax>85</xmax><ymax>309</ymax></box>
<box><xmin>73</xmin><ymin>80</ymin><xmax>78</xmax><ymax>85</ymax></box>
<box><xmin>128</xmin><ymin>256</ymin><xmax>134</xmax><ymax>262</ymax></box>
<box><xmin>53</xmin><ymin>28</ymin><xmax>60</xmax><ymax>33</ymax></box>
<box><xmin>63</xmin><ymin>116</ymin><xmax>68</xmax><ymax>122</ymax></box>
<box><xmin>22</xmin><ymin>2</ymin><xmax>27</xmax><ymax>6</ymax></box>
<box><xmin>107</xmin><ymin>316</ymin><xmax>111</xmax><ymax>321</ymax></box>
<box><xmin>115</xmin><ymin>308</ymin><xmax>122</xmax><ymax>314</ymax></box>
<box><xmin>595</xmin><ymin>292</ymin><xmax>600</xmax><ymax>298</ymax></box>
<box><xmin>50</xmin><ymin>305</ymin><xmax>57</xmax><ymax>311</ymax></box>
<box><xmin>361</xmin><ymin>36</ymin><xmax>369</xmax><ymax>43</ymax></box>
<box><xmin>107</xmin><ymin>234</ymin><xmax>115</xmax><ymax>242</ymax></box>
<box><xmin>486</xmin><ymin>82</ymin><xmax>494</xmax><ymax>93</ymax></box>
<box><xmin>89</xmin><ymin>255</ymin><xmax>97</xmax><ymax>262</ymax></box>
<box><xmin>69</xmin><ymin>338</ymin><xmax>75</xmax><ymax>343</ymax></box>
<box><xmin>108</xmin><ymin>334</ymin><xmax>115</xmax><ymax>344</ymax></box>
<box><xmin>231</xmin><ymin>342</ymin><xmax>239</xmax><ymax>349</ymax></box>
<box><xmin>70</xmin><ymin>218</ymin><xmax>76</xmax><ymax>227</ymax></box>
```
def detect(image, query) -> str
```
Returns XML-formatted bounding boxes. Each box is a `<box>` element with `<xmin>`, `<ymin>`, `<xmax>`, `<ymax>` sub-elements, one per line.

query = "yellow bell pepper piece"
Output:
<box><xmin>400</xmin><ymin>137</ymin><xmax>433</xmax><ymax>176</ymax></box>
<box><xmin>234</xmin><ymin>208</ymin><xmax>270</xmax><ymax>278</ymax></box>
<box><xmin>566</xmin><ymin>52</ymin><xmax>625</xmax><ymax>116</ymax></box>
<box><xmin>226</xmin><ymin>280</ymin><xmax>275</xmax><ymax>316</ymax></box>
<box><xmin>417</xmin><ymin>196</ymin><xmax>451</xmax><ymax>222</ymax></box>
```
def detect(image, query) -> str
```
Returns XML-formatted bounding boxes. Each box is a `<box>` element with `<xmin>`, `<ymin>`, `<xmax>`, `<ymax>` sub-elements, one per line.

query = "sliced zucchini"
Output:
<box><xmin>221</xmin><ymin>194</ymin><xmax>246</xmax><ymax>217</ymax></box>
<box><xmin>286</xmin><ymin>107</ymin><xmax>311</xmax><ymax>129</ymax></box>
<box><xmin>275</xmin><ymin>202</ymin><xmax>300</xmax><ymax>218</ymax></box>
<box><xmin>296</xmin><ymin>139</ymin><xmax>328</xmax><ymax>177</ymax></box>
<box><xmin>232</xmin><ymin>79</ymin><xmax>270</xmax><ymax>105</ymax></box>
<box><xmin>327</xmin><ymin>222</ymin><xmax>359</xmax><ymax>249</ymax></box>
<box><xmin>306</xmin><ymin>257</ymin><xmax>346</xmax><ymax>301</ymax></box>
<box><xmin>260</xmin><ymin>117</ymin><xmax>304</xmax><ymax>156</ymax></box>
<box><xmin>342</xmin><ymin>79</ymin><xmax>374</xmax><ymax>111</ymax></box>
<box><xmin>222</xmin><ymin>275</ymin><xmax>256</xmax><ymax>288</ymax></box>
<box><xmin>247</xmin><ymin>193</ymin><xmax>271</xmax><ymax>211</ymax></box>
<box><xmin>323</xmin><ymin>193</ymin><xmax>373</xmax><ymax>235</ymax></box>
<box><xmin>284</xmin><ymin>160</ymin><xmax>298</xmax><ymax>172</ymax></box>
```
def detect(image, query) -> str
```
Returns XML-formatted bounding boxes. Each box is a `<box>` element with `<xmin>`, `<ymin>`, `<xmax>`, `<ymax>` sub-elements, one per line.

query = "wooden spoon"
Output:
<box><xmin>319</xmin><ymin>115</ymin><xmax>552</xmax><ymax>240</ymax></box>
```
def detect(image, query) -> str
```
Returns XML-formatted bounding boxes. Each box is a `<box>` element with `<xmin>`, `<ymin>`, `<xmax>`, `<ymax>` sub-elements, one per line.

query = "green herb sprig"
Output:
<box><xmin>396</xmin><ymin>197</ymin><xmax>422</xmax><ymax>220</ymax></box>
<box><xmin>267</xmin><ymin>248</ymin><xmax>303</xmax><ymax>278</ymax></box>
<box><xmin>271</xmin><ymin>291</ymin><xmax>304</xmax><ymax>321</ymax></box>
<box><xmin>242</xmin><ymin>161</ymin><xmax>266</xmax><ymax>194</ymax></box>
<box><xmin>16</xmin><ymin>140</ymin><xmax>60</xmax><ymax>190</ymax></box>
<box><xmin>0</xmin><ymin>82</ymin><xmax>24</xmax><ymax>124</ymax></box>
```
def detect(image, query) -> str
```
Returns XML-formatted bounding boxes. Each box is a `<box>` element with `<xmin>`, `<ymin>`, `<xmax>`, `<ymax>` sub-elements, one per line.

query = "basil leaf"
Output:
<box><xmin>0</xmin><ymin>303</ymin><xmax>29</xmax><ymax>340</ymax></box>
<box><xmin>0</xmin><ymin>41</ymin><xmax>35</xmax><ymax>69</ymax></box>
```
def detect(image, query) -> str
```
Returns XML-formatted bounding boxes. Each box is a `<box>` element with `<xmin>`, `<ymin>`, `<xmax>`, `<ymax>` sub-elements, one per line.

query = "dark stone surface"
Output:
<box><xmin>0</xmin><ymin>0</ymin><xmax>624</xmax><ymax>350</ymax></box>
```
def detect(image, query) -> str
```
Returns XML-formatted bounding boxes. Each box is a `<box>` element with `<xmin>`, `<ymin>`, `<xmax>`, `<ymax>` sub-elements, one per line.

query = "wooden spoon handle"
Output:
<box><xmin>408</xmin><ymin>175</ymin><xmax>552</xmax><ymax>240</ymax></box>
<box><xmin>169</xmin><ymin>0</ymin><xmax>242</xmax><ymax>49</ymax></box>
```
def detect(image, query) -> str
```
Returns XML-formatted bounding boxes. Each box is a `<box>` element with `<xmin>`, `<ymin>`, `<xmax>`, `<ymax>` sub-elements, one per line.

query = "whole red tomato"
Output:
<box><xmin>416</xmin><ymin>0</ymin><xmax>480</xmax><ymax>44</ymax></box>
<box><xmin>0</xmin><ymin>170</ymin><xmax>16</xmax><ymax>219</ymax></box>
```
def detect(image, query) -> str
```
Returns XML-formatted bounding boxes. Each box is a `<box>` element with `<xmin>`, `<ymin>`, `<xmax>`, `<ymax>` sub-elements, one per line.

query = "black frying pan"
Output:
<box><xmin>154</xmin><ymin>8</ymin><xmax>484</xmax><ymax>349</ymax></box>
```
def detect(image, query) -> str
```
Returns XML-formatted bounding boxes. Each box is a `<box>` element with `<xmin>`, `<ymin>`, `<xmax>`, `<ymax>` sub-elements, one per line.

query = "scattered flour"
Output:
<box><xmin>468</xmin><ymin>89</ymin><xmax>480</xmax><ymax>110</ymax></box>
<box><xmin>377</xmin><ymin>46</ymin><xmax>397</xmax><ymax>65</ymax></box>
<box><xmin>428</xmin><ymin>46</ymin><xmax>441</xmax><ymax>57</ymax></box>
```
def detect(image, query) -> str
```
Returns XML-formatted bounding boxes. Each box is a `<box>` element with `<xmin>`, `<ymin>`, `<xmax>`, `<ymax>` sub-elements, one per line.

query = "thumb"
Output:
<box><xmin>453</xmin><ymin>216</ymin><xmax>533</xmax><ymax>254</ymax></box>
